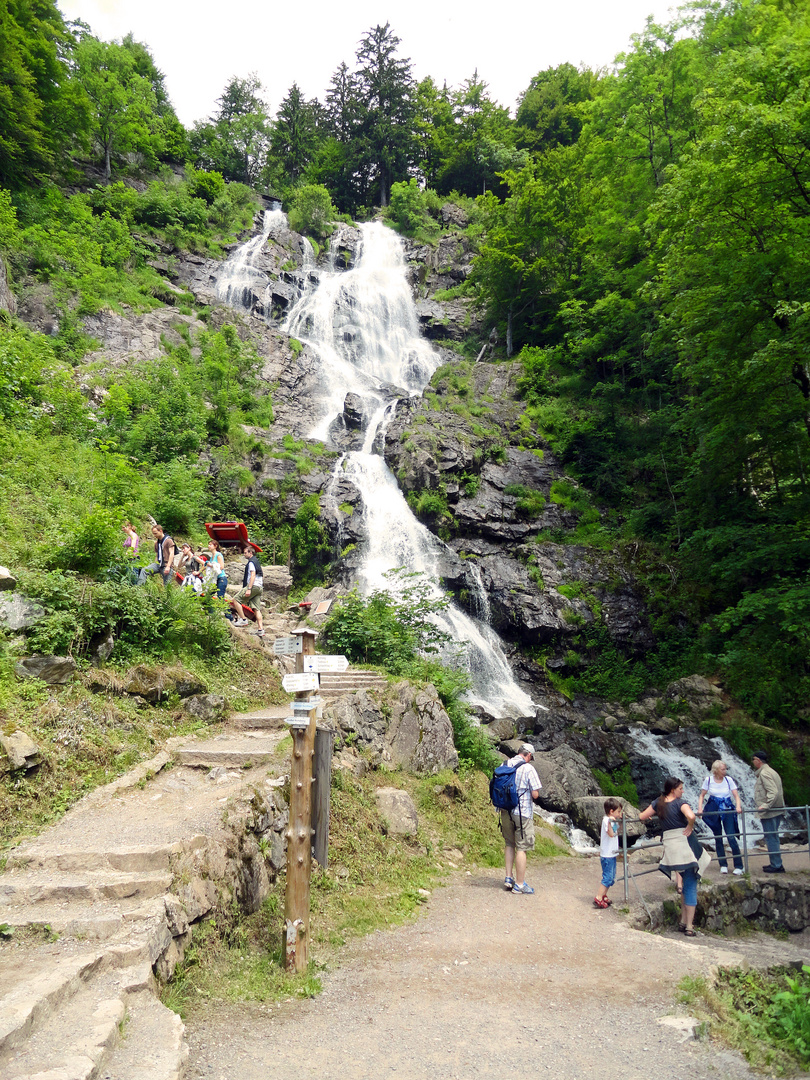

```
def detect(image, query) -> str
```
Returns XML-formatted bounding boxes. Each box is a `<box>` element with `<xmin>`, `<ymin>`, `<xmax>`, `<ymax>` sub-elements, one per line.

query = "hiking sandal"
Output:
<box><xmin>593</xmin><ymin>897</ymin><xmax>609</xmax><ymax>909</ymax></box>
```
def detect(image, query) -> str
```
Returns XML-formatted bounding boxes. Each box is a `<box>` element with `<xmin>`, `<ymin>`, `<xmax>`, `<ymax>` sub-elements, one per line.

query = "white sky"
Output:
<box><xmin>57</xmin><ymin>0</ymin><xmax>680</xmax><ymax>126</ymax></box>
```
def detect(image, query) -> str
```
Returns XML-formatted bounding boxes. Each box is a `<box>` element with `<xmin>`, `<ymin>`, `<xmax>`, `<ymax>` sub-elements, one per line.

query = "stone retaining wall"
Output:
<box><xmin>694</xmin><ymin>878</ymin><xmax>810</xmax><ymax>935</ymax></box>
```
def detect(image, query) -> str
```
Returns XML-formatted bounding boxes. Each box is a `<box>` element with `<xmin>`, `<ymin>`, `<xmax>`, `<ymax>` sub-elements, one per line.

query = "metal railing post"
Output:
<box><xmin>805</xmin><ymin>805</ymin><xmax>810</xmax><ymax>870</ymax></box>
<box><xmin>622</xmin><ymin>813</ymin><xmax>628</xmax><ymax>904</ymax></box>
<box><xmin>740</xmin><ymin>806</ymin><xmax>749</xmax><ymax>875</ymax></box>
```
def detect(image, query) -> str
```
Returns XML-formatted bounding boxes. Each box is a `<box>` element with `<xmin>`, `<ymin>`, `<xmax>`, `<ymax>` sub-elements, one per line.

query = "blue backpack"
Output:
<box><xmin>490</xmin><ymin>762</ymin><xmax>521</xmax><ymax>813</ymax></box>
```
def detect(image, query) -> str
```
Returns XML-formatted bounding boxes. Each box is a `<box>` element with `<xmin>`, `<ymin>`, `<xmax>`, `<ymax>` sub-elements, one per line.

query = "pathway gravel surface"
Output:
<box><xmin>185</xmin><ymin>858</ymin><xmax>810</xmax><ymax>1080</ymax></box>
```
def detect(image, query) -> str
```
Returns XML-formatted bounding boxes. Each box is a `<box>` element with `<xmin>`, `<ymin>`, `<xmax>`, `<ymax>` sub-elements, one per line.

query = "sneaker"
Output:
<box><xmin>763</xmin><ymin>865</ymin><xmax>785</xmax><ymax>873</ymax></box>
<box><xmin>512</xmin><ymin>882</ymin><xmax>535</xmax><ymax>895</ymax></box>
<box><xmin>504</xmin><ymin>877</ymin><xmax>514</xmax><ymax>891</ymax></box>
<box><xmin>720</xmin><ymin>866</ymin><xmax>728</xmax><ymax>874</ymax></box>
<box><xmin>733</xmin><ymin>868</ymin><xmax>744</xmax><ymax>876</ymax></box>
<box><xmin>255</xmin><ymin>629</ymin><xmax>266</xmax><ymax>637</ymax></box>
<box><xmin>233</xmin><ymin>618</ymin><xmax>249</xmax><ymax>627</ymax></box>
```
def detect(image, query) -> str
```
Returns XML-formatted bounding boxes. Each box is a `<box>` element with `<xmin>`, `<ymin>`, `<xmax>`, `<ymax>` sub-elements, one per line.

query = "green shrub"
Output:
<box><xmin>287</xmin><ymin>185</ymin><xmax>336</xmax><ymax>241</ymax></box>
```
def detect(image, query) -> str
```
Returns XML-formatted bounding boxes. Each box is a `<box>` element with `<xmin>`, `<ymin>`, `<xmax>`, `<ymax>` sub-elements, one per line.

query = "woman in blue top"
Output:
<box><xmin>697</xmin><ymin>760</ymin><xmax>744</xmax><ymax>875</ymax></box>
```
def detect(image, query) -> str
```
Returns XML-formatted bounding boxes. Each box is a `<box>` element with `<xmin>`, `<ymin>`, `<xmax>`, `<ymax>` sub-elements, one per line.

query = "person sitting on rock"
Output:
<box><xmin>137</xmin><ymin>526</ymin><xmax>175</xmax><ymax>586</ymax></box>
<box><xmin>230</xmin><ymin>543</ymin><xmax>265</xmax><ymax>638</ymax></box>
<box><xmin>121</xmin><ymin>521</ymin><xmax>140</xmax><ymax>558</ymax></box>
<box><xmin>177</xmin><ymin>543</ymin><xmax>200</xmax><ymax>580</ymax></box>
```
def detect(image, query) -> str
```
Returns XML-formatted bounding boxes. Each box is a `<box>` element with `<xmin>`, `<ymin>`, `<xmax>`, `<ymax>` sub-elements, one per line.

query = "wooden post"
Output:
<box><xmin>284</xmin><ymin>628</ymin><xmax>318</xmax><ymax>973</ymax></box>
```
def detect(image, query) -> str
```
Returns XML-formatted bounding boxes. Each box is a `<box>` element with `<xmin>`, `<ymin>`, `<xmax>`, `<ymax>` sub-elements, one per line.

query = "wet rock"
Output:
<box><xmin>533</xmin><ymin>744</ymin><xmax>602</xmax><ymax>813</ymax></box>
<box><xmin>0</xmin><ymin>565</ymin><xmax>16</xmax><ymax>591</ymax></box>
<box><xmin>15</xmin><ymin>655</ymin><xmax>77</xmax><ymax>685</ymax></box>
<box><xmin>375</xmin><ymin>787</ymin><xmax>418</xmax><ymax>836</ymax></box>
<box><xmin>0</xmin><ymin>594</ymin><xmax>46</xmax><ymax>631</ymax></box>
<box><xmin>568</xmin><ymin>796</ymin><xmax>646</xmax><ymax>843</ymax></box>
<box><xmin>183</xmin><ymin>694</ymin><xmax>227</xmax><ymax>723</ymax></box>
<box><xmin>0</xmin><ymin>730</ymin><xmax>41</xmax><ymax>772</ymax></box>
<box><xmin>343</xmin><ymin>392</ymin><xmax>365</xmax><ymax>430</ymax></box>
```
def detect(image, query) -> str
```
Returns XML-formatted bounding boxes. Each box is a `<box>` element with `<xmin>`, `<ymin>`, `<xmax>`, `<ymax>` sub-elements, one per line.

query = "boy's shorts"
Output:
<box><xmin>600</xmin><ymin>856</ymin><xmax>617</xmax><ymax>888</ymax></box>
<box><xmin>500</xmin><ymin>809</ymin><xmax>535</xmax><ymax>852</ymax></box>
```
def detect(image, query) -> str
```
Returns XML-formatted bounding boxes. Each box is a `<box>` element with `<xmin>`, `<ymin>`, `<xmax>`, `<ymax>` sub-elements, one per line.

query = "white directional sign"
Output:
<box><xmin>282</xmin><ymin>672</ymin><xmax>320</xmax><ymax>693</ymax></box>
<box><xmin>273</xmin><ymin>636</ymin><xmax>301</xmax><ymax>656</ymax></box>
<box><xmin>302</xmin><ymin>655</ymin><xmax>349</xmax><ymax>674</ymax></box>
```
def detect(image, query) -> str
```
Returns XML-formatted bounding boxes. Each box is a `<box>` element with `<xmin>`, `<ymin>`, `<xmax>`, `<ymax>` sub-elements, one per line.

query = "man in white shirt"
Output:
<box><xmin>502</xmin><ymin>743</ymin><xmax>542</xmax><ymax>895</ymax></box>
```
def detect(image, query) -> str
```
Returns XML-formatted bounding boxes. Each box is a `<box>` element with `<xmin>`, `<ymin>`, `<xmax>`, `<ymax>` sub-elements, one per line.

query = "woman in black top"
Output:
<box><xmin>639</xmin><ymin>777</ymin><xmax>702</xmax><ymax>936</ymax></box>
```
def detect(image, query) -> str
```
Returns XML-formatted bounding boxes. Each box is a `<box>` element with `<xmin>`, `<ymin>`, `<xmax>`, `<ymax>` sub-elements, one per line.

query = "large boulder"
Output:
<box><xmin>0</xmin><ymin>595</ymin><xmax>46</xmax><ymax>631</ymax></box>
<box><xmin>533</xmin><ymin>744</ymin><xmax>602</xmax><ymax>814</ymax></box>
<box><xmin>15</xmin><ymin>655</ymin><xmax>76</xmax><ymax>685</ymax></box>
<box><xmin>661</xmin><ymin>675</ymin><xmax>723</xmax><ymax>721</ymax></box>
<box><xmin>375</xmin><ymin>788</ymin><xmax>418</xmax><ymax>836</ymax></box>
<box><xmin>323</xmin><ymin>682</ymin><xmax>458</xmax><ymax>774</ymax></box>
<box><xmin>386</xmin><ymin>682</ymin><xmax>458</xmax><ymax>774</ymax></box>
<box><xmin>0</xmin><ymin>258</ymin><xmax>16</xmax><ymax>316</ymax></box>
<box><xmin>183</xmin><ymin>693</ymin><xmax>227</xmax><ymax>723</ymax></box>
<box><xmin>0</xmin><ymin>730</ymin><xmax>40</xmax><ymax>773</ymax></box>
<box><xmin>568</xmin><ymin>796</ymin><xmax>646</xmax><ymax>844</ymax></box>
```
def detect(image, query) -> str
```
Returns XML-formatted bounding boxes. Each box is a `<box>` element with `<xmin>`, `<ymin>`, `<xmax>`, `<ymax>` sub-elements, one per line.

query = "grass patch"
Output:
<box><xmin>681</xmin><ymin>965</ymin><xmax>810</xmax><ymax>1074</ymax></box>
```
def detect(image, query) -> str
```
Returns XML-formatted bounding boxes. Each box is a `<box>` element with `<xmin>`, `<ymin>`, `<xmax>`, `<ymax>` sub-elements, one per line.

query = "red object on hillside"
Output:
<box><xmin>204</xmin><ymin>522</ymin><xmax>262</xmax><ymax>552</ymax></box>
<box><xmin>298</xmin><ymin>601</ymin><xmax>312</xmax><ymax>610</ymax></box>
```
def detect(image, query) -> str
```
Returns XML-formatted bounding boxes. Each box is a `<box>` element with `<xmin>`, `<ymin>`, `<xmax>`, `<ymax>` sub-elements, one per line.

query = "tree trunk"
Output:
<box><xmin>506</xmin><ymin>305</ymin><xmax>513</xmax><ymax>358</ymax></box>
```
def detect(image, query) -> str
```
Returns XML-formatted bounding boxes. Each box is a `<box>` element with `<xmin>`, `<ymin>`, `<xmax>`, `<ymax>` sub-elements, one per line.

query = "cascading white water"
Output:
<box><xmin>216</xmin><ymin>208</ymin><xmax>286</xmax><ymax>309</ymax></box>
<box><xmin>279</xmin><ymin>221</ymin><xmax>535</xmax><ymax>719</ymax></box>
<box><xmin>629</xmin><ymin>729</ymin><xmax>763</xmax><ymax>848</ymax></box>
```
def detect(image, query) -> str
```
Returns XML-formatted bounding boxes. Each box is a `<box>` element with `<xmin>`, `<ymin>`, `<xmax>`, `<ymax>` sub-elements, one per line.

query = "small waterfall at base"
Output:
<box><xmin>281</xmin><ymin>222</ymin><xmax>535</xmax><ymax>720</ymax></box>
<box><xmin>628</xmin><ymin>729</ymin><xmax>764</xmax><ymax>847</ymax></box>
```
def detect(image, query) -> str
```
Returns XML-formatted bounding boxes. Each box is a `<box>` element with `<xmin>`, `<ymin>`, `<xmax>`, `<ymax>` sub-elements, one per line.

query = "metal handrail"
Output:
<box><xmin>619</xmin><ymin>803</ymin><xmax>810</xmax><ymax>904</ymax></box>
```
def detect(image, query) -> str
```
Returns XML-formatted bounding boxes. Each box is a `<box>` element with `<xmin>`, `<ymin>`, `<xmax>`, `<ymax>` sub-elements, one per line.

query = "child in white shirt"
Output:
<box><xmin>594</xmin><ymin>798</ymin><xmax>623</xmax><ymax>909</ymax></box>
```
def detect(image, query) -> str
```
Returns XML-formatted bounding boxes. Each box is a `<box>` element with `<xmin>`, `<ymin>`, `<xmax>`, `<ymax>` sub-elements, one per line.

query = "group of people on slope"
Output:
<box><xmin>121</xmin><ymin>521</ymin><xmax>266</xmax><ymax>637</ymax></box>
<box><xmin>499</xmin><ymin>746</ymin><xmax>787</xmax><ymax>929</ymax></box>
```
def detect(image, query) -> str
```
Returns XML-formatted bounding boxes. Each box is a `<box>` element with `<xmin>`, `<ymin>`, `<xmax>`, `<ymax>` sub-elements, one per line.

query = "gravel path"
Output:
<box><xmin>185</xmin><ymin>858</ymin><xmax>810</xmax><ymax>1079</ymax></box>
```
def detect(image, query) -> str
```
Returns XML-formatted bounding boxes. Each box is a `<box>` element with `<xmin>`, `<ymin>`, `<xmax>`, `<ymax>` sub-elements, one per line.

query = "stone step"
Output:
<box><xmin>0</xmin><ymin>895</ymin><xmax>165</xmax><ymax>943</ymax></box>
<box><xmin>0</xmin><ymin>951</ymin><xmax>106</xmax><ymax>1055</ymax></box>
<box><xmin>230</xmin><ymin>705</ymin><xmax>289</xmax><ymax>731</ymax></box>
<box><xmin>0</xmin><ymin>961</ymin><xmax>157</xmax><ymax>1080</ymax></box>
<box><xmin>7</xmin><ymin>841</ymin><xmax>197</xmax><ymax>875</ymax></box>
<box><xmin>0</xmin><ymin>870</ymin><xmax>173</xmax><ymax>909</ymax></box>
<box><xmin>172</xmin><ymin>732</ymin><xmax>287</xmax><ymax>768</ymax></box>
<box><xmin>103</xmin><ymin>990</ymin><xmax>187</xmax><ymax>1080</ymax></box>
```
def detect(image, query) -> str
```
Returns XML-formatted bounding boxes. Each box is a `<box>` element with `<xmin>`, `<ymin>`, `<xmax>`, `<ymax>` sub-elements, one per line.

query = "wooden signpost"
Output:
<box><xmin>282</xmin><ymin>628</ymin><xmax>320</xmax><ymax>974</ymax></box>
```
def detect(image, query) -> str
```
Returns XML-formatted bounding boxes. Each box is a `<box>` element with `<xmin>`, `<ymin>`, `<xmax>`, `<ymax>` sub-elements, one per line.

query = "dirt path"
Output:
<box><xmin>184</xmin><ymin>858</ymin><xmax>810</xmax><ymax>1080</ymax></box>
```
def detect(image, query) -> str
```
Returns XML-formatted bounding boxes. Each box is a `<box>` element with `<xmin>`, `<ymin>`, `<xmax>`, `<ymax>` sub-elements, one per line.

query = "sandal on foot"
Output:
<box><xmin>684</xmin><ymin>928</ymin><xmax>697</xmax><ymax>937</ymax></box>
<box><xmin>678</xmin><ymin>923</ymin><xmax>687</xmax><ymax>932</ymax></box>
<box><xmin>593</xmin><ymin>897</ymin><xmax>609</xmax><ymax>909</ymax></box>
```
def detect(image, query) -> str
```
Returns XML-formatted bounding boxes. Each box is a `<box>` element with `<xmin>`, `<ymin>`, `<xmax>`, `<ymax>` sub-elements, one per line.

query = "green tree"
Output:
<box><xmin>190</xmin><ymin>74</ymin><xmax>269</xmax><ymax>185</ymax></box>
<box><xmin>515</xmin><ymin>63</ymin><xmax>598</xmax><ymax>153</ymax></box>
<box><xmin>73</xmin><ymin>36</ymin><xmax>159</xmax><ymax>181</ymax></box>
<box><xmin>0</xmin><ymin>0</ymin><xmax>74</xmax><ymax>186</ymax></box>
<box><xmin>354</xmin><ymin>23</ymin><xmax>415</xmax><ymax>206</ymax></box>
<box><xmin>270</xmin><ymin>82</ymin><xmax>317</xmax><ymax>183</ymax></box>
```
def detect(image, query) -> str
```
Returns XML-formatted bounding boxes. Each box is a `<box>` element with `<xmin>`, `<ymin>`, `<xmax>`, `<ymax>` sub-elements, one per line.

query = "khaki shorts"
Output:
<box><xmin>500</xmin><ymin>809</ymin><xmax>535</xmax><ymax>852</ymax></box>
<box><xmin>235</xmin><ymin>585</ymin><xmax>263</xmax><ymax>608</ymax></box>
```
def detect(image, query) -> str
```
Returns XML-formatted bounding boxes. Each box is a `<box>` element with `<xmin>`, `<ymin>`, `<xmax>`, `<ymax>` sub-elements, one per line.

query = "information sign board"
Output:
<box><xmin>302</xmin><ymin>655</ymin><xmax>349</xmax><ymax>674</ymax></box>
<box><xmin>282</xmin><ymin>672</ymin><xmax>320</xmax><ymax>693</ymax></box>
<box><xmin>273</xmin><ymin>636</ymin><xmax>300</xmax><ymax>655</ymax></box>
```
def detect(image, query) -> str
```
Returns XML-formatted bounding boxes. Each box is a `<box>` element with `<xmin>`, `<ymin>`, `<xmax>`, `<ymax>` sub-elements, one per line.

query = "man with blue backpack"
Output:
<box><xmin>491</xmin><ymin>743</ymin><xmax>542</xmax><ymax>894</ymax></box>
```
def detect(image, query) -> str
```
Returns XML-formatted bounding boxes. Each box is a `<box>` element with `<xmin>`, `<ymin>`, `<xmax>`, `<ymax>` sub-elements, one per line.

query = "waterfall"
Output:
<box><xmin>216</xmin><ymin>209</ymin><xmax>285</xmax><ymax>310</ymax></box>
<box><xmin>215</xmin><ymin>217</ymin><xmax>534</xmax><ymax>719</ymax></box>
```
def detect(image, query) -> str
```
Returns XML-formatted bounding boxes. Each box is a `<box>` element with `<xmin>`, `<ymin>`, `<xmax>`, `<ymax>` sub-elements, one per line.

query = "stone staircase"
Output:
<box><xmin>318</xmin><ymin>670</ymin><xmax>387</xmax><ymax>699</ymax></box>
<box><xmin>0</xmin><ymin>729</ymin><xmax>289</xmax><ymax>1080</ymax></box>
